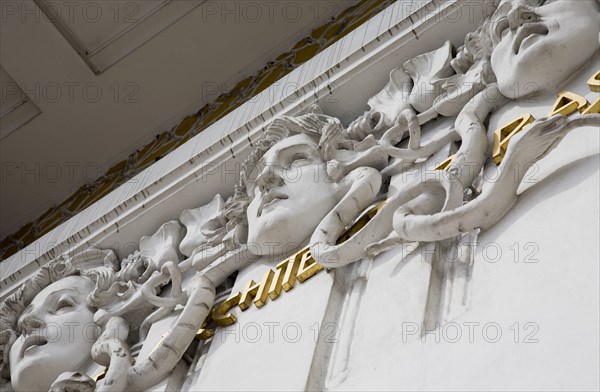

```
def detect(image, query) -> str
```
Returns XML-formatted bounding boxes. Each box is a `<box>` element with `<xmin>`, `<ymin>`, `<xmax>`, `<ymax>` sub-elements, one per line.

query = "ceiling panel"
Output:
<box><xmin>0</xmin><ymin>0</ymin><xmax>359</xmax><ymax>240</ymax></box>
<box><xmin>35</xmin><ymin>0</ymin><xmax>203</xmax><ymax>74</ymax></box>
<box><xmin>0</xmin><ymin>67</ymin><xmax>41</xmax><ymax>140</ymax></box>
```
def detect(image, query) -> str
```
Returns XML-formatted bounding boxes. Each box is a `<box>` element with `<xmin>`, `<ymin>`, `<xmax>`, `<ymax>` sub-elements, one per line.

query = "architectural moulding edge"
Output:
<box><xmin>1</xmin><ymin>0</ymin><xmax>469</xmax><ymax>299</ymax></box>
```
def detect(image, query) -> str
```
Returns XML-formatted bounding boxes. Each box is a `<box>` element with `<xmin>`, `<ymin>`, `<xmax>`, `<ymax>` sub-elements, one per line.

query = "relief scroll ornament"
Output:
<box><xmin>1</xmin><ymin>0</ymin><xmax>599</xmax><ymax>390</ymax></box>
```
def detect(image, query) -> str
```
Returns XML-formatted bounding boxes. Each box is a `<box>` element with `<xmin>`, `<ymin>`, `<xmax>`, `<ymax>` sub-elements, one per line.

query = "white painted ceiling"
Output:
<box><xmin>0</xmin><ymin>0</ymin><xmax>358</xmax><ymax>238</ymax></box>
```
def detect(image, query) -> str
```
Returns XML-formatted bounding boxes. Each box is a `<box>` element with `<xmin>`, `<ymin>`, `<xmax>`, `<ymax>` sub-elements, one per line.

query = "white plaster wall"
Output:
<box><xmin>138</xmin><ymin>62</ymin><xmax>599</xmax><ymax>388</ymax></box>
<box><xmin>3</xmin><ymin>2</ymin><xmax>597</xmax><ymax>390</ymax></box>
<box><xmin>192</xmin><ymin>257</ymin><xmax>335</xmax><ymax>391</ymax></box>
<box><xmin>328</xmin><ymin>55</ymin><xmax>600</xmax><ymax>392</ymax></box>
<box><xmin>104</xmin><ymin>9</ymin><xmax>600</xmax><ymax>392</ymax></box>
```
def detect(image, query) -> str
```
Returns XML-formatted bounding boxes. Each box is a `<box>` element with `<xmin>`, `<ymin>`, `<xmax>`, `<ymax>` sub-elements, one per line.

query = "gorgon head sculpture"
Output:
<box><xmin>489</xmin><ymin>0</ymin><xmax>600</xmax><ymax>98</ymax></box>
<box><xmin>218</xmin><ymin>106</ymin><xmax>385</xmax><ymax>261</ymax></box>
<box><xmin>0</xmin><ymin>249</ymin><xmax>120</xmax><ymax>392</ymax></box>
<box><xmin>1</xmin><ymin>1</ymin><xmax>599</xmax><ymax>391</ymax></box>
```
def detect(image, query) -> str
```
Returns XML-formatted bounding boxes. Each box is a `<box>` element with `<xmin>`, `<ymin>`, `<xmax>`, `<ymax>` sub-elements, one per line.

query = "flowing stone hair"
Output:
<box><xmin>0</xmin><ymin>3</ymin><xmax>506</xmax><ymax>383</ymax></box>
<box><xmin>0</xmin><ymin>248</ymin><xmax>120</xmax><ymax>383</ymax></box>
<box><xmin>209</xmin><ymin>2</ymin><xmax>503</xmax><ymax>251</ymax></box>
<box><xmin>219</xmin><ymin>106</ymin><xmax>345</xmax><ymax>248</ymax></box>
<box><xmin>452</xmin><ymin>12</ymin><xmax>496</xmax><ymax>76</ymax></box>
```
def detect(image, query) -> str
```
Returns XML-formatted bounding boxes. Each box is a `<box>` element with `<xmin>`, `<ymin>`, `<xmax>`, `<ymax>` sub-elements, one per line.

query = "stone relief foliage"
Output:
<box><xmin>1</xmin><ymin>0</ymin><xmax>599</xmax><ymax>390</ymax></box>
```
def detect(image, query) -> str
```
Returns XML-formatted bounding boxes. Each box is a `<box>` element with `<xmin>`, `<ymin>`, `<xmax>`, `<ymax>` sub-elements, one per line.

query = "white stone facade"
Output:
<box><xmin>1</xmin><ymin>1</ymin><xmax>599</xmax><ymax>391</ymax></box>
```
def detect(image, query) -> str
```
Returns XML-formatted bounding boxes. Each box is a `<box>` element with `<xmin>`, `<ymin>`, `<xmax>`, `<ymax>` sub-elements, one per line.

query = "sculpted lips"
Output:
<box><xmin>513</xmin><ymin>22</ymin><xmax>549</xmax><ymax>55</ymax></box>
<box><xmin>19</xmin><ymin>335</ymin><xmax>48</xmax><ymax>358</ymax></box>
<box><xmin>257</xmin><ymin>191</ymin><xmax>288</xmax><ymax>216</ymax></box>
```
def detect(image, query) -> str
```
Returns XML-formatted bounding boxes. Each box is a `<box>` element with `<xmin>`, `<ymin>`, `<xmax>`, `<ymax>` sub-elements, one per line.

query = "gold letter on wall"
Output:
<box><xmin>212</xmin><ymin>292</ymin><xmax>242</xmax><ymax>327</ymax></box>
<box><xmin>588</xmin><ymin>70</ymin><xmax>600</xmax><ymax>93</ymax></box>
<box><xmin>493</xmin><ymin>114</ymin><xmax>535</xmax><ymax>165</ymax></box>
<box><xmin>296</xmin><ymin>250</ymin><xmax>324</xmax><ymax>283</ymax></box>
<box><xmin>239</xmin><ymin>268</ymin><xmax>276</xmax><ymax>311</ymax></box>
<box><xmin>548</xmin><ymin>91</ymin><xmax>589</xmax><ymax>116</ymax></box>
<box><xmin>434</xmin><ymin>155</ymin><xmax>456</xmax><ymax>171</ymax></box>
<box><xmin>582</xmin><ymin>98</ymin><xmax>600</xmax><ymax>115</ymax></box>
<box><xmin>281</xmin><ymin>252</ymin><xmax>302</xmax><ymax>291</ymax></box>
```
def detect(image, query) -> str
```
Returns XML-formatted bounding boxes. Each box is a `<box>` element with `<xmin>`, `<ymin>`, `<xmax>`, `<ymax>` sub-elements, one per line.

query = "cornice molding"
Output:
<box><xmin>1</xmin><ymin>0</ymin><xmax>478</xmax><ymax>299</ymax></box>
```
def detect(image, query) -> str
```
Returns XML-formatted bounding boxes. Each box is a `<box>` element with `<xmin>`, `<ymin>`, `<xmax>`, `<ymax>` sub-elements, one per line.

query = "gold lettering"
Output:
<box><xmin>434</xmin><ymin>154</ymin><xmax>456</xmax><ymax>171</ymax></box>
<box><xmin>337</xmin><ymin>221</ymin><xmax>362</xmax><ymax>244</ymax></box>
<box><xmin>268</xmin><ymin>258</ymin><xmax>292</xmax><ymax>300</ymax></box>
<box><xmin>366</xmin><ymin>201</ymin><xmax>385</xmax><ymax>219</ymax></box>
<box><xmin>548</xmin><ymin>91</ymin><xmax>589</xmax><ymax>116</ymax></box>
<box><xmin>281</xmin><ymin>251</ymin><xmax>302</xmax><ymax>291</ymax></box>
<box><xmin>297</xmin><ymin>250</ymin><xmax>324</xmax><ymax>283</ymax></box>
<box><xmin>337</xmin><ymin>202</ymin><xmax>385</xmax><ymax>244</ymax></box>
<box><xmin>195</xmin><ymin>328</ymin><xmax>214</xmax><ymax>340</ymax></box>
<box><xmin>253</xmin><ymin>269</ymin><xmax>275</xmax><ymax>308</ymax></box>
<box><xmin>196</xmin><ymin>314</ymin><xmax>215</xmax><ymax>340</ymax></box>
<box><xmin>582</xmin><ymin>98</ymin><xmax>600</xmax><ymax>115</ymax></box>
<box><xmin>196</xmin><ymin>308</ymin><xmax>215</xmax><ymax>341</ymax></box>
<box><xmin>588</xmin><ymin>70</ymin><xmax>600</xmax><ymax>93</ymax></box>
<box><xmin>211</xmin><ymin>292</ymin><xmax>241</xmax><ymax>327</ymax></box>
<box><xmin>239</xmin><ymin>280</ymin><xmax>260</xmax><ymax>311</ymax></box>
<box><xmin>493</xmin><ymin>113</ymin><xmax>535</xmax><ymax>165</ymax></box>
<box><xmin>238</xmin><ymin>269</ymin><xmax>275</xmax><ymax>311</ymax></box>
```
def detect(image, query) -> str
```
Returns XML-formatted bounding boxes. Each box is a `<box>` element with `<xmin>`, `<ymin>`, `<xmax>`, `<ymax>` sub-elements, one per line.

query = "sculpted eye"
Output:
<box><xmin>493</xmin><ymin>17</ymin><xmax>510</xmax><ymax>43</ymax></box>
<box><xmin>56</xmin><ymin>299</ymin><xmax>74</xmax><ymax>312</ymax></box>
<box><xmin>290</xmin><ymin>153</ymin><xmax>310</xmax><ymax>165</ymax></box>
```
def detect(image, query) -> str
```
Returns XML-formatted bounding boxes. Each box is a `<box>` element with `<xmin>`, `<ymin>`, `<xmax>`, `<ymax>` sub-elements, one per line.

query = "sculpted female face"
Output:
<box><xmin>9</xmin><ymin>275</ymin><xmax>96</xmax><ymax>392</ymax></box>
<box><xmin>246</xmin><ymin>134</ymin><xmax>338</xmax><ymax>256</ymax></box>
<box><xmin>490</xmin><ymin>0</ymin><xmax>600</xmax><ymax>98</ymax></box>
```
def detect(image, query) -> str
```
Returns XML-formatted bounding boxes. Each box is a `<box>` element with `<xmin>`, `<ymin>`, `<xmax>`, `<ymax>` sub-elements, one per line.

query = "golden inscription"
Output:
<box><xmin>196</xmin><ymin>201</ymin><xmax>385</xmax><ymax>340</ymax></box>
<box><xmin>548</xmin><ymin>91</ymin><xmax>589</xmax><ymax>116</ymax></box>
<box><xmin>239</xmin><ymin>279</ymin><xmax>260</xmax><ymax>311</ymax></box>
<box><xmin>195</xmin><ymin>327</ymin><xmax>215</xmax><ymax>340</ymax></box>
<box><xmin>582</xmin><ymin>98</ymin><xmax>600</xmax><ymax>115</ymax></box>
<box><xmin>297</xmin><ymin>250</ymin><xmax>324</xmax><ymax>283</ymax></box>
<box><xmin>588</xmin><ymin>70</ymin><xmax>600</xmax><ymax>93</ymax></box>
<box><xmin>197</xmin><ymin>71</ymin><xmax>600</xmax><ymax>340</ymax></box>
<box><xmin>281</xmin><ymin>253</ymin><xmax>301</xmax><ymax>291</ymax></box>
<box><xmin>253</xmin><ymin>269</ymin><xmax>275</xmax><ymax>308</ymax></box>
<box><xmin>212</xmin><ymin>292</ymin><xmax>241</xmax><ymax>326</ymax></box>
<box><xmin>268</xmin><ymin>259</ymin><xmax>290</xmax><ymax>300</ymax></box>
<box><xmin>434</xmin><ymin>154</ymin><xmax>456</xmax><ymax>171</ymax></box>
<box><xmin>492</xmin><ymin>71</ymin><xmax>599</xmax><ymax>165</ymax></box>
<box><xmin>492</xmin><ymin>113</ymin><xmax>535</xmax><ymax>165</ymax></box>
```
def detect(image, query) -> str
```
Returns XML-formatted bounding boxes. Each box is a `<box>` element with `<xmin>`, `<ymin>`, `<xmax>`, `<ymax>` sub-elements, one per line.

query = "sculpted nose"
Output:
<box><xmin>256</xmin><ymin>166</ymin><xmax>284</xmax><ymax>193</ymax></box>
<box><xmin>20</xmin><ymin>312</ymin><xmax>46</xmax><ymax>335</ymax></box>
<box><xmin>507</xmin><ymin>3</ymin><xmax>540</xmax><ymax>30</ymax></box>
